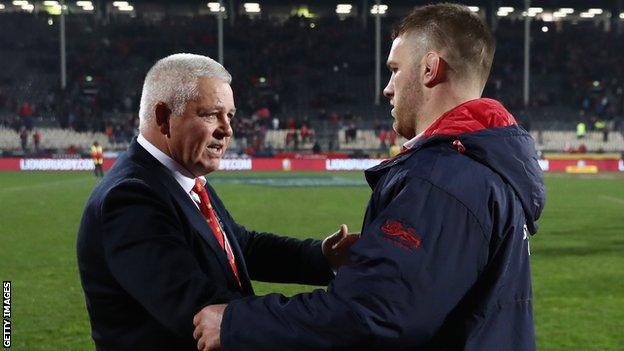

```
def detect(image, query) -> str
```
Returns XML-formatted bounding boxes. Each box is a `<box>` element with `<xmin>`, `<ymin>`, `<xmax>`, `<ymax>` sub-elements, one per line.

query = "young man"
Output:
<box><xmin>76</xmin><ymin>53</ymin><xmax>357</xmax><ymax>350</ymax></box>
<box><xmin>194</xmin><ymin>4</ymin><xmax>544</xmax><ymax>350</ymax></box>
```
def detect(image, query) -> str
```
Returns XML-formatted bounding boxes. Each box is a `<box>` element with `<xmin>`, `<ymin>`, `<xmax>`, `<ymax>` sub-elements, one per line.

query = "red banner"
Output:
<box><xmin>0</xmin><ymin>157</ymin><xmax>622</xmax><ymax>172</ymax></box>
<box><xmin>0</xmin><ymin>158</ymin><xmax>20</xmax><ymax>170</ymax></box>
<box><xmin>538</xmin><ymin>159</ymin><xmax>623</xmax><ymax>172</ymax></box>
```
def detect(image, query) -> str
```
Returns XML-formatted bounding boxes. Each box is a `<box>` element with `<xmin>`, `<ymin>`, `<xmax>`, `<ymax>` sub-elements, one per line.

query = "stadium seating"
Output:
<box><xmin>264</xmin><ymin>129</ymin><xmax>315</xmax><ymax>150</ymax></box>
<box><xmin>0</xmin><ymin>128</ymin><xmax>19</xmax><ymax>150</ymax></box>
<box><xmin>530</xmin><ymin>131</ymin><xmax>624</xmax><ymax>153</ymax></box>
<box><xmin>3</xmin><ymin>126</ymin><xmax>621</xmax><ymax>154</ymax></box>
<box><xmin>0</xmin><ymin>127</ymin><xmax>126</xmax><ymax>151</ymax></box>
<box><xmin>338</xmin><ymin>129</ymin><xmax>381</xmax><ymax>150</ymax></box>
<box><xmin>3</xmin><ymin>12</ymin><xmax>622</xmax><ymax>125</ymax></box>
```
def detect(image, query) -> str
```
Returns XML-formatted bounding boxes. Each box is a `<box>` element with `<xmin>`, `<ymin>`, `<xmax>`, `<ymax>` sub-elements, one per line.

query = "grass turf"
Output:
<box><xmin>0</xmin><ymin>171</ymin><xmax>622</xmax><ymax>350</ymax></box>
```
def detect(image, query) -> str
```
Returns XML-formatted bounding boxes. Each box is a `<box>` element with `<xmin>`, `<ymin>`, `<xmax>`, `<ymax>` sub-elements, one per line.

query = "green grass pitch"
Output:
<box><xmin>0</xmin><ymin>171</ymin><xmax>623</xmax><ymax>350</ymax></box>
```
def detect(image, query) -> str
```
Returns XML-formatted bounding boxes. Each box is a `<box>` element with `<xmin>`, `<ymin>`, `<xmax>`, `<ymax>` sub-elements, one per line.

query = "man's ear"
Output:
<box><xmin>423</xmin><ymin>52</ymin><xmax>446</xmax><ymax>88</ymax></box>
<box><xmin>154</xmin><ymin>102</ymin><xmax>172</xmax><ymax>137</ymax></box>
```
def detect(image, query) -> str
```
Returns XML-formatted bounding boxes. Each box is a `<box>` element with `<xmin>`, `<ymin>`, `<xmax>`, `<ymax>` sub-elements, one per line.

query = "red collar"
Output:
<box><xmin>421</xmin><ymin>98</ymin><xmax>516</xmax><ymax>138</ymax></box>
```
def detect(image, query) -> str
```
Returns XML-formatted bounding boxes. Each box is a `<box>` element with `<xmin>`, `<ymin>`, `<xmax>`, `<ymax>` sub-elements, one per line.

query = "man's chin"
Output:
<box><xmin>393</xmin><ymin>124</ymin><xmax>415</xmax><ymax>140</ymax></box>
<box><xmin>391</xmin><ymin>123</ymin><xmax>404</xmax><ymax>138</ymax></box>
<box><xmin>196</xmin><ymin>159</ymin><xmax>220</xmax><ymax>176</ymax></box>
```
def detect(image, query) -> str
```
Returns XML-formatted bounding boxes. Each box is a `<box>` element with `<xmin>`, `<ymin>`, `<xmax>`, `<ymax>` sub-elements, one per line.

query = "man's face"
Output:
<box><xmin>168</xmin><ymin>77</ymin><xmax>235</xmax><ymax>176</ymax></box>
<box><xmin>383</xmin><ymin>35</ymin><xmax>424</xmax><ymax>139</ymax></box>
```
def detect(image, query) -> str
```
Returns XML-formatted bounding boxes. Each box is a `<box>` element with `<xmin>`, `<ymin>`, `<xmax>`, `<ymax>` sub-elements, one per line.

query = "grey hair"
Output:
<box><xmin>138</xmin><ymin>53</ymin><xmax>232</xmax><ymax>125</ymax></box>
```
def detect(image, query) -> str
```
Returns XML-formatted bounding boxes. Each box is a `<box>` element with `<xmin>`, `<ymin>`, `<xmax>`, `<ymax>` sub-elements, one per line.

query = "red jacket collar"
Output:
<box><xmin>421</xmin><ymin>98</ymin><xmax>516</xmax><ymax>138</ymax></box>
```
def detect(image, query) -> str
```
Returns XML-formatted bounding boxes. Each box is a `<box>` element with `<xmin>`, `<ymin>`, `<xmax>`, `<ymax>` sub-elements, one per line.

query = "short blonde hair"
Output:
<box><xmin>393</xmin><ymin>3</ymin><xmax>495</xmax><ymax>88</ymax></box>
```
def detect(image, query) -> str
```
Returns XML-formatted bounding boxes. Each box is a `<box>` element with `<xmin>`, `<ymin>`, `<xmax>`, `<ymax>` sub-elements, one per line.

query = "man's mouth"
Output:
<box><xmin>206</xmin><ymin>143</ymin><xmax>224</xmax><ymax>155</ymax></box>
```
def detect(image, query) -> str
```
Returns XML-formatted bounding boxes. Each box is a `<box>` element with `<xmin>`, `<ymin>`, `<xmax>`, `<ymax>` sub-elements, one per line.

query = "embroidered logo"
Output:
<box><xmin>380</xmin><ymin>220</ymin><xmax>422</xmax><ymax>250</ymax></box>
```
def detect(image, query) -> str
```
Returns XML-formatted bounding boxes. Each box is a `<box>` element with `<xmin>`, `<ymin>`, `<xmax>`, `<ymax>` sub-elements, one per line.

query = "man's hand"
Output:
<box><xmin>193</xmin><ymin>304</ymin><xmax>227</xmax><ymax>351</ymax></box>
<box><xmin>322</xmin><ymin>224</ymin><xmax>360</xmax><ymax>270</ymax></box>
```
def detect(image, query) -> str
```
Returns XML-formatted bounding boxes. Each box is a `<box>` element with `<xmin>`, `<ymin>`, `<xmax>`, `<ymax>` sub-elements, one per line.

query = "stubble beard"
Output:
<box><xmin>394</xmin><ymin>81</ymin><xmax>421</xmax><ymax>140</ymax></box>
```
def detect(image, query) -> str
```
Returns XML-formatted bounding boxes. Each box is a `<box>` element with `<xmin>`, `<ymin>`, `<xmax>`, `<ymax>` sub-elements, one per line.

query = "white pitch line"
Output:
<box><xmin>599</xmin><ymin>195</ymin><xmax>624</xmax><ymax>206</ymax></box>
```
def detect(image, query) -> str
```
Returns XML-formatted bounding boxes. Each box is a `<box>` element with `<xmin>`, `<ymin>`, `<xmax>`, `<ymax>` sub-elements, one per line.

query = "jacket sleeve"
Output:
<box><xmin>100</xmin><ymin>180</ymin><xmax>241</xmax><ymax>339</ymax></box>
<box><xmin>220</xmin><ymin>177</ymin><xmax>489</xmax><ymax>350</ymax></box>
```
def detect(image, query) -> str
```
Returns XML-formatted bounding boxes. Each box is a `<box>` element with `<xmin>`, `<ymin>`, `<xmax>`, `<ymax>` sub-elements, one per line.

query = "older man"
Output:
<box><xmin>76</xmin><ymin>53</ymin><xmax>356</xmax><ymax>350</ymax></box>
<box><xmin>194</xmin><ymin>4</ymin><xmax>545</xmax><ymax>350</ymax></box>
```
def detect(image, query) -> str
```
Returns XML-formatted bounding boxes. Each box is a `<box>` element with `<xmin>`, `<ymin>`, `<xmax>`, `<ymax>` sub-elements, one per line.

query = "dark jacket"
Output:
<box><xmin>221</xmin><ymin>98</ymin><xmax>545</xmax><ymax>350</ymax></box>
<box><xmin>76</xmin><ymin>139</ymin><xmax>333</xmax><ymax>351</ymax></box>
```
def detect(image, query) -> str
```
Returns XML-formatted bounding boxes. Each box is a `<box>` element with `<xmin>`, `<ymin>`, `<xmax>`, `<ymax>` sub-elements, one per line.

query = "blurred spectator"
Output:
<box><xmin>300</xmin><ymin>123</ymin><xmax>312</xmax><ymax>143</ymax></box>
<box><xmin>388</xmin><ymin>129</ymin><xmax>397</xmax><ymax>146</ymax></box>
<box><xmin>18</xmin><ymin>102</ymin><xmax>33</xmax><ymax>119</ymax></box>
<box><xmin>255</xmin><ymin>107</ymin><xmax>270</xmax><ymax>121</ymax></box>
<box><xmin>312</xmin><ymin>141</ymin><xmax>321</xmax><ymax>154</ymax></box>
<box><xmin>345</xmin><ymin>119</ymin><xmax>357</xmax><ymax>144</ymax></box>
<box><xmin>378</xmin><ymin>128</ymin><xmax>388</xmax><ymax>149</ymax></box>
<box><xmin>271</xmin><ymin>117</ymin><xmax>280</xmax><ymax>130</ymax></box>
<box><xmin>389</xmin><ymin>142</ymin><xmax>401</xmax><ymax>158</ymax></box>
<box><xmin>32</xmin><ymin>129</ymin><xmax>41</xmax><ymax>153</ymax></box>
<box><xmin>90</xmin><ymin>141</ymin><xmax>104</xmax><ymax>178</ymax></box>
<box><xmin>105</xmin><ymin>125</ymin><xmax>114</xmax><ymax>143</ymax></box>
<box><xmin>18</xmin><ymin>102</ymin><xmax>34</xmax><ymax>130</ymax></box>
<box><xmin>19</xmin><ymin>127</ymin><xmax>28</xmax><ymax>152</ymax></box>
<box><xmin>285</xmin><ymin>117</ymin><xmax>298</xmax><ymax>150</ymax></box>
<box><xmin>576</xmin><ymin>122</ymin><xmax>586</xmax><ymax>139</ymax></box>
<box><xmin>66</xmin><ymin>145</ymin><xmax>78</xmax><ymax>154</ymax></box>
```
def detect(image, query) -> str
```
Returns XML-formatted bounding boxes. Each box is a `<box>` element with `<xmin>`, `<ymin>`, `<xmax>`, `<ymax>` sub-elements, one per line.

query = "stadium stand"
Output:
<box><xmin>531</xmin><ymin>131</ymin><xmax>624</xmax><ymax>153</ymax></box>
<box><xmin>1</xmin><ymin>2</ymin><xmax>623</xmax><ymax>155</ymax></box>
<box><xmin>4</xmin><ymin>126</ymin><xmax>621</xmax><ymax>155</ymax></box>
<box><xmin>0</xmin><ymin>127</ymin><xmax>118</xmax><ymax>151</ymax></box>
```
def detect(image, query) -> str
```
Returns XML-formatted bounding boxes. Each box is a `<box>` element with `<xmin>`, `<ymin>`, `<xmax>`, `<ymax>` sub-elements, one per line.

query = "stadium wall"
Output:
<box><xmin>0</xmin><ymin>157</ymin><xmax>623</xmax><ymax>172</ymax></box>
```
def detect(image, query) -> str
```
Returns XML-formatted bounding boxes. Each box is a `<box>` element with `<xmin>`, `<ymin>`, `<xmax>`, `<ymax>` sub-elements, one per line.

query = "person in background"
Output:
<box><xmin>388</xmin><ymin>141</ymin><xmax>401</xmax><ymax>158</ymax></box>
<box><xmin>19</xmin><ymin>127</ymin><xmax>28</xmax><ymax>153</ymax></box>
<box><xmin>90</xmin><ymin>141</ymin><xmax>104</xmax><ymax>178</ymax></box>
<box><xmin>576</xmin><ymin>121</ymin><xmax>586</xmax><ymax>139</ymax></box>
<box><xmin>32</xmin><ymin>129</ymin><xmax>41</xmax><ymax>154</ymax></box>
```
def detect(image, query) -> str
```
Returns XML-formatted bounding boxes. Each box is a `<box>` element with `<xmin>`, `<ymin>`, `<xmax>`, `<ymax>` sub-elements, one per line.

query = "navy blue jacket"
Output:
<box><xmin>76</xmin><ymin>139</ymin><xmax>333</xmax><ymax>350</ymax></box>
<box><xmin>221</xmin><ymin>99</ymin><xmax>545</xmax><ymax>350</ymax></box>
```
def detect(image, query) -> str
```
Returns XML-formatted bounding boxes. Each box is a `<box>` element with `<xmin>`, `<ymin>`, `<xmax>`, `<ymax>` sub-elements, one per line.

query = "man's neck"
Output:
<box><xmin>141</xmin><ymin>128</ymin><xmax>172</xmax><ymax>158</ymax></box>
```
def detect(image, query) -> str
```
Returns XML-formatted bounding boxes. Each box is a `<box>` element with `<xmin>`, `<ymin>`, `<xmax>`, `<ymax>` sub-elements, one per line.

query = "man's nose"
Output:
<box><xmin>216</xmin><ymin>117</ymin><xmax>233</xmax><ymax>138</ymax></box>
<box><xmin>383</xmin><ymin>80</ymin><xmax>394</xmax><ymax>99</ymax></box>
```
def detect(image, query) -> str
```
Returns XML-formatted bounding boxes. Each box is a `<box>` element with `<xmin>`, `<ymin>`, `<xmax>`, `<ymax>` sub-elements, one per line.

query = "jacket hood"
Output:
<box><xmin>424</xmin><ymin>98</ymin><xmax>545</xmax><ymax>234</ymax></box>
